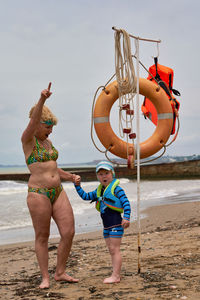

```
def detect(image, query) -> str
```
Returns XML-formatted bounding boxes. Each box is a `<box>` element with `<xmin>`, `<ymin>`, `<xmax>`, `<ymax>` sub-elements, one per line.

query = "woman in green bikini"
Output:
<box><xmin>21</xmin><ymin>82</ymin><xmax>79</xmax><ymax>289</ymax></box>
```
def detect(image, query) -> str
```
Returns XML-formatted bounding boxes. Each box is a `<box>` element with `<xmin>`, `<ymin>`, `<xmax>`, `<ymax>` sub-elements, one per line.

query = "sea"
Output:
<box><xmin>0</xmin><ymin>166</ymin><xmax>200</xmax><ymax>246</ymax></box>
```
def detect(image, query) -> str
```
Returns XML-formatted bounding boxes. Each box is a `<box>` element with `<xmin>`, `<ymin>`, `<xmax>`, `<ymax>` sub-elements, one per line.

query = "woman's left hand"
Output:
<box><xmin>73</xmin><ymin>175</ymin><xmax>81</xmax><ymax>185</ymax></box>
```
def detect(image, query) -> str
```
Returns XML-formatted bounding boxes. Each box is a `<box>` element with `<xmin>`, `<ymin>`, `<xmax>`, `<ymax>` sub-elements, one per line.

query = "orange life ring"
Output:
<box><xmin>93</xmin><ymin>78</ymin><xmax>173</xmax><ymax>159</ymax></box>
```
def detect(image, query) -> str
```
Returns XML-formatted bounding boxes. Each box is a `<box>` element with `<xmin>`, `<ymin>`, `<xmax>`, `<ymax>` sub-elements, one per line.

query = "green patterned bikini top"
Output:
<box><xmin>26</xmin><ymin>137</ymin><xmax>58</xmax><ymax>165</ymax></box>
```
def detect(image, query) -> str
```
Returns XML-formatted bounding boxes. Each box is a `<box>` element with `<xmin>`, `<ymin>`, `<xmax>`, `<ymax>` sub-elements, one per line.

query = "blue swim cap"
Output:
<box><xmin>96</xmin><ymin>161</ymin><xmax>115</xmax><ymax>177</ymax></box>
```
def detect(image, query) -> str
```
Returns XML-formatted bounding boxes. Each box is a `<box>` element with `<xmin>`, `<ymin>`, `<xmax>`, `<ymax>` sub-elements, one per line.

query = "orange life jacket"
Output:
<box><xmin>141</xmin><ymin>57</ymin><xmax>180</xmax><ymax>135</ymax></box>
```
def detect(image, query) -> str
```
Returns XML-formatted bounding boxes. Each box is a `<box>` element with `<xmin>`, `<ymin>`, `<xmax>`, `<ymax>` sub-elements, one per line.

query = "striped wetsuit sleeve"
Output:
<box><xmin>74</xmin><ymin>185</ymin><xmax>97</xmax><ymax>202</ymax></box>
<box><xmin>114</xmin><ymin>186</ymin><xmax>131</xmax><ymax>220</ymax></box>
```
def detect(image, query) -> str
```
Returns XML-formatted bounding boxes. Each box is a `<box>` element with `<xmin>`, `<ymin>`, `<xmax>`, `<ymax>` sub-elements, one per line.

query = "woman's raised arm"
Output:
<box><xmin>21</xmin><ymin>82</ymin><xmax>52</xmax><ymax>144</ymax></box>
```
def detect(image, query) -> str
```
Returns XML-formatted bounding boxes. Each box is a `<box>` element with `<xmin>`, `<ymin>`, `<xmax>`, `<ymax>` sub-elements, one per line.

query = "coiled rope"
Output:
<box><xmin>115</xmin><ymin>29</ymin><xmax>137</xmax><ymax>96</ymax></box>
<box><xmin>114</xmin><ymin>29</ymin><xmax>137</xmax><ymax>161</ymax></box>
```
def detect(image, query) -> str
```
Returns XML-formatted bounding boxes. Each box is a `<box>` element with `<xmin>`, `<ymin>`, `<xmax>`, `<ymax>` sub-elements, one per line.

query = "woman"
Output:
<box><xmin>21</xmin><ymin>82</ymin><xmax>79</xmax><ymax>289</ymax></box>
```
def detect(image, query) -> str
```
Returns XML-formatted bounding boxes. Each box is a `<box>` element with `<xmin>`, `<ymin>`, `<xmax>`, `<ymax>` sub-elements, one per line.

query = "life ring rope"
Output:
<box><xmin>91</xmin><ymin>85</ymin><xmax>112</xmax><ymax>155</ymax></box>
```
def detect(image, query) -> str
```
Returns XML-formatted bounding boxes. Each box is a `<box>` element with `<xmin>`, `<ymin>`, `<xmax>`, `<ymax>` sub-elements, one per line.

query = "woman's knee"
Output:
<box><xmin>35</xmin><ymin>231</ymin><xmax>50</xmax><ymax>244</ymax></box>
<box><xmin>60</xmin><ymin>225</ymin><xmax>75</xmax><ymax>240</ymax></box>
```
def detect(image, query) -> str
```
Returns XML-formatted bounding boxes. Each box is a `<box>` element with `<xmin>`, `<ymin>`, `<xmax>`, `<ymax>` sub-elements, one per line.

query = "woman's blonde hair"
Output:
<box><xmin>29</xmin><ymin>104</ymin><xmax>58</xmax><ymax>125</ymax></box>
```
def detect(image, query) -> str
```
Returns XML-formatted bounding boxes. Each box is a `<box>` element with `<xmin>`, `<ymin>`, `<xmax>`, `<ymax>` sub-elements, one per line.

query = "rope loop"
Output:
<box><xmin>115</xmin><ymin>29</ymin><xmax>137</xmax><ymax>158</ymax></box>
<box><xmin>115</xmin><ymin>29</ymin><xmax>137</xmax><ymax>96</ymax></box>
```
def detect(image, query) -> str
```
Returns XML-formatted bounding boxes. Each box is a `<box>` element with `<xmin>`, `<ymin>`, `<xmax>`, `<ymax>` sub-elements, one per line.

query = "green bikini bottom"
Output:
<box><xmin>28</xmin><ymin>185</ymin><xmax>63</xmax><ymax>204</ymax></box>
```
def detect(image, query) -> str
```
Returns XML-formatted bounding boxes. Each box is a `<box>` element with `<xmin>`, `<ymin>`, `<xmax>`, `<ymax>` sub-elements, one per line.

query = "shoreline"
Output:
<box><xmin>3</xmin><ymin>178</ymin><xmax>200</xmax><ymax>247</ymax></box>
<box><xmin>1</xmin><ymin>200</ymin><xmax>200</xmax><ymax>299</ymax></box>
<box><xmin>1</xmin><ymin>199</ymin><xmax>199</xmax><ymax>248</ymax></box>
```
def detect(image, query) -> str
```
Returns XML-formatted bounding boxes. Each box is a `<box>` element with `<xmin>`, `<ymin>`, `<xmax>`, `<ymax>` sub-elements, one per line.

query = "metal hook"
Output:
<box><xmin>156</xmin><ymin>42</ymin><xmax>160</xmax><ymax>58</ymax></box>
<box><xmin>151</xmin><ymin>41</ymin><xmax>160</xmax><ymax>59</ymax></box>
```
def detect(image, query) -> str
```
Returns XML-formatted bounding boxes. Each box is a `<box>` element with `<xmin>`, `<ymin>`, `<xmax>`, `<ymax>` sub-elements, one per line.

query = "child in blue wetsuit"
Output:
<box><xmin>74</xmin><ymin>161</ymin><xmax>131</xmax><ymax>284</ymax></box>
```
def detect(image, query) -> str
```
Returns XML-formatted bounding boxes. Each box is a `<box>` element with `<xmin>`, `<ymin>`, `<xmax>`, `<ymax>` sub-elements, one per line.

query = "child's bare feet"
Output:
<box><xmin>54</xmin><ymin>273</ymin><xmax>79</xmax><ymax>283</ymax></box>
<box><xmin>39</xmin><ymin>277</ymin><xmax>50</xmax><ymax>289</ymax></box>
<box><xmin>103</xmin><ymin>276</ymin><xmax>120</xmax><ymax>284</ymax></box>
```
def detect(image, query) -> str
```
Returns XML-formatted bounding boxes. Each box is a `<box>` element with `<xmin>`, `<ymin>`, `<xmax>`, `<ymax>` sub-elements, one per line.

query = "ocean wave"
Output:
<box><xmin>0</xmin><ymin>220</ymin><xmax>32</xmax><ymax>231</ymax></box>
<box><xmin>62</xmin><ymin>180</ymin><xmax>99</xmax><ymax>191</ymax></box>
<box><xmin>0</xmin><ymin>181</ymin><xmax>27</xmax><ymax>195</ymax></box>
<box><xmin>1</xmin><ymin>179</ymin><xmax>200</xmax><ymax>233</ymax></box>
<box><xmin>143</xmin><ymin>189</ymin><xmax>178</xmax><ymax>201</ymax></box>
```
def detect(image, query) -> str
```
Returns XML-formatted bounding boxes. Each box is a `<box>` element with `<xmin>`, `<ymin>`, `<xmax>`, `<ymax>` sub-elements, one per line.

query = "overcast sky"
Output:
<box><xmin>0</xmin><ymin>0</ymin><xmax>199</xmax><ymax>165</ymax></box>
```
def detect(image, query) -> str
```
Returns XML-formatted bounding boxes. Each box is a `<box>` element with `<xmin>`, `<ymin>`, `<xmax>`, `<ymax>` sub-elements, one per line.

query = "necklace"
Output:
<box><xmin>37</xmin><ymin>138</ymin><xmax>51</xmax><ymax>152</ymax></box>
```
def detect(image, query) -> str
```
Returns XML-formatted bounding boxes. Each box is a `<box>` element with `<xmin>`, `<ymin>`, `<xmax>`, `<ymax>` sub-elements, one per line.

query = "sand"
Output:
<box><xmin>0</xmin><ymin>201</ymin><xmax>200</xmax><ymax>300</ymax></box>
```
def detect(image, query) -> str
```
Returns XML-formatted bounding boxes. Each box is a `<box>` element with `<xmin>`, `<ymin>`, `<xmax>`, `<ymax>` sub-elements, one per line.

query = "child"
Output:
<box><xmin>74</xmin><ymin>160</ymin><xmax>131</xmax><ymax>283</ymax></box>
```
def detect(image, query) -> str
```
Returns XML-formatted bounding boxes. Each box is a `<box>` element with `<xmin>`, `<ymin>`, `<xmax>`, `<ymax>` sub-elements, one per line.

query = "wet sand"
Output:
<box><xmin>0</xmin><ymin>201</ymin><xmax>200</xmax><ymax>300</ymax></box>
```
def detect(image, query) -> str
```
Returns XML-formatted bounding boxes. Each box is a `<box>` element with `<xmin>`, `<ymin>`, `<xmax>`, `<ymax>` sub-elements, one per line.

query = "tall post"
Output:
<box><xmin>135</xmin><ymin>38</ymin><xmax>141</xmax><ymax>273</ymax></box>
<box><xmin>111</xmin><ymin>26</ymin><xmax>161</xmax><ymax>274</ymax></box>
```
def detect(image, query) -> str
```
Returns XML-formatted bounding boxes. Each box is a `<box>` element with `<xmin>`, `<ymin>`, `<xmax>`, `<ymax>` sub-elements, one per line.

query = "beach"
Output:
<box><xmin>0</xmin><ymin>200</ymin><xmax>200</xmax><ymax>300</ymax></box>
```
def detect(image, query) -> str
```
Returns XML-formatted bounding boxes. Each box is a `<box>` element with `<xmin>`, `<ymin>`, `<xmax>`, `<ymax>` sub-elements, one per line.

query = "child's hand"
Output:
<box><xmin>73</xmin><ymin>175</ymin><xmax>81</xmax><ymax>185</ymax></box>
<box><xmin>122</xmin><ymin>219</ymin><xmax>130</xmax><ymax>229</ymax></box>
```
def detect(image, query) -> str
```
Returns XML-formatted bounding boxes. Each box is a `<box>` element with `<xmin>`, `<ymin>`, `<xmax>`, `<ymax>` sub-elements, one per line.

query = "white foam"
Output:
<box><xmin>0</xmin><ymin>180</ymin><xmax>27</xmax><ymax>195</ymax></box>
<box><xmin>0</xmin><ymin>219</ymin><xmax>32</xmax><ymax>231</ymax></box>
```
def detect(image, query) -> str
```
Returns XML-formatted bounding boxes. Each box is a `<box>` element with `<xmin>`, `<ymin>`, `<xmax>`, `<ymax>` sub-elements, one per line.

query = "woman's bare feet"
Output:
<box><xmin>103</xmin><ymin>276</ymin><xmax>120</xmax><ymax>284</ymax></box>
<box><xmin>54</xmin><ymin>273</ymin><xmax>79</xmax><ymax>283</ymax></box>
<box><xmin>39</xmin><ymin>277</ymin><xmax>50</xmax><ymax>289</ymax></box>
